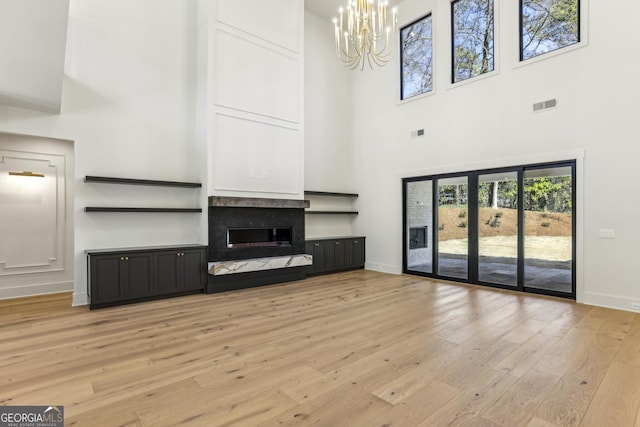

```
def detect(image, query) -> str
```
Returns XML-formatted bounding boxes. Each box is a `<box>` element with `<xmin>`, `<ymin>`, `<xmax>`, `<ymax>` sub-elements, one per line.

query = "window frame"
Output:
<box><xmin>399</xmin><ymin>13</ymin><xmax>435</xmax><ymax>101</ymax></box>
<box><xmin>519</xmin><ymin>0</ymin><xmax>581</xmax><ymax>62</ymax></box>
<box><xmin>450</xmin><ymin>0</ymin><xmax>496</xmax><ymax>84</ymax></box>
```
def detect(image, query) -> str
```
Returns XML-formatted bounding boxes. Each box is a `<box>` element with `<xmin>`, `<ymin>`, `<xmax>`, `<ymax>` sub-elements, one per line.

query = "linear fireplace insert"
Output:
<box><xmin>227</xmin><ymin>227</ymin><xmax>292</xmax><ymax>249</ymax></box>
<box><xmin>208</xmin><ymin>206</ymin><xmax>305</xmax><ymax>261</ymax></box>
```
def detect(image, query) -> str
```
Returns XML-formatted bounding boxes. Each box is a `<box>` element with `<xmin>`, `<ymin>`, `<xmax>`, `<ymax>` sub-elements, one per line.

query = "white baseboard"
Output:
<box><xmin>365</xmin><ymin>262</ymin><xmax>402</xmax><ymax>275</ymax></box>
<box><xmin>582</xmin><ymin>291</ymin><xmax>640</xmax><ymax>313</ymax></box>
<box><xmin>72</xmin><ymin>292</ymin><xmax>89</xmax><ymax>307</ymax></box>
<box><xmin>0</xmin><ymin>281</ymin><xmax>73</xmax><ymax>300</ymax></box>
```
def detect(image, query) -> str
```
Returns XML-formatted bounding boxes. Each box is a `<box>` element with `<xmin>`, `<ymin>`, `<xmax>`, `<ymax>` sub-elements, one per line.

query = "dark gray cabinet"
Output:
<box><xmin>88</xmin><ymin>245</ymin><xmax>207</xmax><ymax>309</ymax></box>
<box><xmin>90</xmin><ymin>253</ymin><xmax>152</xmax><ymax>304</ymax></box>
<box><xmin>156</xmin><ymin>249</ymin><xmax>206</xmax><ymax>294</ymax></box>
<box><xmin>305</xmin><ymin>237</ymin><xmax>365</xmax><ymax>276</ymax></box>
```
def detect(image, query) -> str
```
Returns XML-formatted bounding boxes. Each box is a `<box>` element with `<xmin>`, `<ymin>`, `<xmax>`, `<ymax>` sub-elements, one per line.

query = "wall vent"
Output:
<box><xmin>533</xmin><ymin>98</ymin><xmax>558</xmax><ymax>113</ymax></box>
<box><xmin>411</xmin><ymin>129</ymin><xmax>425</xmax><ymax>138</ymax></box>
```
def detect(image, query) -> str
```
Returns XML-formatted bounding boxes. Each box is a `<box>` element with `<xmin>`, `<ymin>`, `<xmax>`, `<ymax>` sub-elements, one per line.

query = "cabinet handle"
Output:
<box><xmin>120</xmin><ymin>257</ymin><xmax>124</xmax><ymax>261</ymax></box>
<box><xmin>354</xmin><ymin>241</ymin><xmax>359</xmax><ymax>243</ymax></box>
<box><xmin>335</xmin><ymin>242</ymin><xmax>341</xmax><ymax>245</ymax></box>
<box><xmin>125</xmin><ymin>257</ymin><xmax>129</xmax><ymax>260</ymax></box>
<box><xmin>314</xmin><ymin>243</ymin><xmax>320</xmax><ymax>247</ymax></box>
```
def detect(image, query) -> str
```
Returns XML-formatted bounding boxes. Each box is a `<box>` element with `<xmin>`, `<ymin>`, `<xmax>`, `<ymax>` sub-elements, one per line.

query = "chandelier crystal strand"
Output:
<box><xmin>333</xmin><ymin>0</ymin><xmax>397</xmax><ymax>70</ymax></box>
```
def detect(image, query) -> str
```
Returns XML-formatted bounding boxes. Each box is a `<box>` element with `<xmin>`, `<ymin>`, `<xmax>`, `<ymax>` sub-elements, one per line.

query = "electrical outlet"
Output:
<box><xmin>631</xmin><ymin>302</ymin><xmax>640</xmax><ymax>311</ymax></box>
<box><xmin>599</xmin><ymin>229</ymin><xmax>615</xmax><ymax>239</ymax></box>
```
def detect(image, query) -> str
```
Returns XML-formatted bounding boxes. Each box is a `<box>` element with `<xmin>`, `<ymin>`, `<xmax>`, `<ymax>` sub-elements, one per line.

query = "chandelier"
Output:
<box><xmin>333</xmin><ymin>0</ymin><xmax>397</xmax><ymax>70</ymax></box>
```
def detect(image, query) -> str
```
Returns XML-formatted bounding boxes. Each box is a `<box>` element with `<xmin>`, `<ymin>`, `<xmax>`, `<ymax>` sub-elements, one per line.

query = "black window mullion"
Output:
<box><xmin>402</xmin><ymin>179</ymin><xmax>408</xmax><ymax>274</ymax></box>
<box><xmin>571</xmin><ymin>163</ymin><xmax>577</xmax><ymax>299</ymax></box>
<box><xmin>468</xmin><ymin>174</ymin><xmax>479</xmax><ymax>283</ymax></box>
<box><xmin>433</xmin><ymin>179</ymin><xmax>439</xmax><ymax>274</ymax></box>
<box><xmin>517</xmin><ymin>167</ymin><xmax>525</xmax><ymax>292</ymax></box>
<box><xmin>450</xmin><ymin>1</ymin><xmax>456</xmax><ymax>84</ymax></box>
<box><xmin>519</xmin><ymin>0</ymin><xmax>524</xmax><ymax>61</ymax></box>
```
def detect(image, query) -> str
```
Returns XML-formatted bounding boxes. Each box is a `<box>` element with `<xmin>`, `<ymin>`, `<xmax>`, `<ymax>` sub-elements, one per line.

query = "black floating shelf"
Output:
<box><xmin>85</xmin><ymin>176</ymin><xmax>201</xmax><ymax>188</ymax></box>
<box><xmin>305</xmin><ymin>211</ymin><xmax>359</xmax><ymax>215</ymax></box>
<box><xmin>85</xmin><ymin>207</ymin><xmax>202</xmax><ymax>213</ymax></box>
<box><xmin>304</xmin><ymin>190</ymin><xmax>358</xmax><ymax>198</ymax></box>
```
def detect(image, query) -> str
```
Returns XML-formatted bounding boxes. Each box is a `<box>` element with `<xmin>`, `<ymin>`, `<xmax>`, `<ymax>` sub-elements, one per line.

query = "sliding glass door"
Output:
<box><xmin>523</xmin><ymin>165</ymin><xmax>574</xmax><ymax>294</ymax></box>
<box><xmin>405</xmin><ymin>180</ymin><xmax>433</xmax><ymax>274</ymax></box>
<box><xmin>403</xmin><ymin>161</ymin><xmax>575</xmax><ymax>299</ymax></box>
<box><xmin>477</xmin><ymin>171</ymin><xmax>518</xmax><ymax>287</ymax></box>
<box><xmin>437</xmin><ymin>176</ymin><xmax>469</xmax><ymax>280</ymax></box>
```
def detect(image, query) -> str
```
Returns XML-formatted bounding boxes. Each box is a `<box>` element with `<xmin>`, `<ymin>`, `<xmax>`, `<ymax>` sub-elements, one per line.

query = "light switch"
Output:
<box><xmin>599</xmin><ymin>229</ymin><xmax>615</xmax><ymax>239</ymax></box>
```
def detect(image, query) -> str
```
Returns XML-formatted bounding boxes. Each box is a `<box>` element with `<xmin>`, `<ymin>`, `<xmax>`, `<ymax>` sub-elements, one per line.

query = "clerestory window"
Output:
<box><xmin>520</xmin><ymin>0</ymin><xmax>580</xmax><ymax>61</ymax></box>
<box><xmin>451</xmin><ymin>0</ymin><xmax>495</xmax><ymax>83</ymax></box>
<box><xmin>400</xmin><ymin>14</ymin><xmax>433</xmax><ymax>100</ymax></box>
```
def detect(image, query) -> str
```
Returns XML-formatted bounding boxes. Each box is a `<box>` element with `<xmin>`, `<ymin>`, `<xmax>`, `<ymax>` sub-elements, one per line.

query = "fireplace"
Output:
<box><xmin>409</xmin><ymin>226</ymin><xmax>428</xmax><ymax>249</ymax></box>
<box><xmin>208</xmin><ymin>205</ymin><xmax>305</xmax><ymax>262</ymax></box>
<box><xmin>206</xmin><ymin>197</ymin><xmax>310</xmax><ymax>293</ymax></box>
<box><xmin>227</xmin><ymin>227</ymin><xmax>292</xmax><ymax>249</ymax></box>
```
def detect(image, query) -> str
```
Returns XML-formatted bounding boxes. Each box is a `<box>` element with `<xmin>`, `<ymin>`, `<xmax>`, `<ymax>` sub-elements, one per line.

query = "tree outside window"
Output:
<box><xmin>401</xmin><ymin>15</ymin><xmax>433</xmax><ymax>100</ymax></box>
<box><xmin>521</xmin><ymin>0</ymin><xmax>579</xmax><ymax>60</ymax></box>
<box><xmin>452</xmin><ymin>0</ymin><xmax>494</xmax><ymax>83</ymax></box>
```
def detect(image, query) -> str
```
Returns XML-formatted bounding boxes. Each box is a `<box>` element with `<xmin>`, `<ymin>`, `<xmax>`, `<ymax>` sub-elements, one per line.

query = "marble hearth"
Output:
<box><xmin>208</xmin><ymin>254</ymin><xmax>311</xmax><ymax>276</ymax></box>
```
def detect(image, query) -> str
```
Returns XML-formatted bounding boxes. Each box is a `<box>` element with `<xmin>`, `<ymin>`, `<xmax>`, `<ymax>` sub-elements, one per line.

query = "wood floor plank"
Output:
<box><xmin>417</xmin><ymin>369</ymin><xmax>519</xmax><ymax>427</ymax></box>
<box><xmin>372</xmin><ymin>379</ymin><xmax>460</xmax><ymax>426</ymax></box>
<box><xmin>526</xmin><ymin>417</ymin><xmax>558</xmax><ymax>427</ymax></box>
<box><xmin>436</xmin><ymin>328</ymin><xmax>519</xmax><ymax>390</ymax></box>
<box><xmin>494</xmin><ymin>332</ymin><xmax>560</xmax><ymax>378</ymax></box>
<box><xmin>371</xmin><ymin>358</ymin><xmax>440</xmax><ymax>404</ymax></box>
<box><xmin>0</xmin><ymin>271</ymin><xmax>638</xmax><ymax>426</ymax></box>
<box><xmin>481</xmin><ymin>369</ymin><xmax>561</xmax><ymax>427</ymax></box>
<box><xmin>256</xmin><ymin>382</ymin><xmax>391</xmax><ymax>427</ymax></box>
<box><xmin>533</xmin><ymin>333</ymin><xmax>623</xmax><ymax>427</ymax></box>
<box><xmin>580</xmin><ymin>361</ymin><xmax>640</xmax><ymax>426</ymax></box>
<box><xmin>534</xmin><ymin>312</ymin><xmax>606</xmax><ymax>377</ymax></box>
<box><xmin>614</xmin><ymin>323</ymin><xmax>640</xmax><ymax>367</ymax></box>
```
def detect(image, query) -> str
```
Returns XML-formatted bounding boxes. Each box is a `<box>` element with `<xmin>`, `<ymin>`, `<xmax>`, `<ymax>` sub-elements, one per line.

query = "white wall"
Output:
<box><xmin>304</xmin><ymin>11</ymin><xmax>352</xmax><ymax>193</ymax></box>
<box><xmin>304</xmin><ymin>11</ymin><xmax>357</xmax><ymax>238</ymax></box>
<box><xmin>0</xmin><ymin>0</ymin><xmax>205</xmax><ymax>305</ymax></box>
<box><xmin>0</xmin><ymin>0</ymin><xmax>69</xmax><ymax>113</ymax></box>
<box><xmin>203</xmin><ymin>0</ymin><xmax>305</xmax><ymax>200</ymax></box>
<box><xmin>334</xmin><ymin>0</ymin><xmax>640</xmax><ymax>311</ymax></box>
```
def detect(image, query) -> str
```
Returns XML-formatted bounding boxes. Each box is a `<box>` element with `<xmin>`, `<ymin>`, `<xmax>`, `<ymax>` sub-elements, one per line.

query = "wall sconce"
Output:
<box><xmin>8</xmin><ymin>171</ymin><xmax>44</xmax><ymax>178</ymax></box>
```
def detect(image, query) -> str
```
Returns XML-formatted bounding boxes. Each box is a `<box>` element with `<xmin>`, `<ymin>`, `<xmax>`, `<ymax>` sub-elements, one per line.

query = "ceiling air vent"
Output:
<box><xmin>533</xmin><ymin>98</ymin><xmax>558</xmax><ymax>113</ymax></box>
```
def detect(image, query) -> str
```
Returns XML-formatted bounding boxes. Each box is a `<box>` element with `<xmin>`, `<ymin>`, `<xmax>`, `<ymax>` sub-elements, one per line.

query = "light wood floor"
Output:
<box><xmin>1</xmin><ymin>271</ymin><xmax>640</xmax><ymax>426</ymax></box>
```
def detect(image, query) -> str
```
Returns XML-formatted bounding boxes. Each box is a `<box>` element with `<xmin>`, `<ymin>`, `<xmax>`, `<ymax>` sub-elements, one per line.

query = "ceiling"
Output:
<box><xmin>0</xmin><ymin>0</ymin><xmax>394</xmax><ymax>115</ymax></box>
<box><xmin>305</xmin><ymin>0</ymin><xmax>402</xmax><ymax>22</ymax></box>
<box><xmin>0</xmin><ymin>0</ymin><xmax>69</xmax><ymax>113</ymax></box>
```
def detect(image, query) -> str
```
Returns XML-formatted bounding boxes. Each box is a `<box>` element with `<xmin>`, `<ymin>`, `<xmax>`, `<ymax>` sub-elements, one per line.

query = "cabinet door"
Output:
<box><xmin>125</xmin><ymin>253</ymin><xmax>154</xmax><ymax>298</ymax></box>
<box><xmin>91</xmin><ymin>255</ymin><xmax>126</xmax><ymax>304</ymax></box>
<box><xmin>156</xmin><ymin>252</ymin><xmax>181</xmax><ymax>295</ymax></box>
<box><xmin>352</xmin><ymin>238</ymin><xmax>365</xmax><ymax>266</ymax></box>
<box><xmin>333</xmin><ymin>240</ymin><xmax>345</xmax><ymax>269</ymax></box>
<box><xmin>344</xmin><ymin>239</ymin><xmax>355</xmax><ymax>266</ymax></box>
<box><xmin>313</xmin><ymin>242</ymin><xmax>328</xmax><ymax>274</ymax></box>
<box><xmin>323</xmin><ymin>241</ymin><xmax>335</xmax><ymax>272</ymax></box>
<box><xmin>182</xmin><ymin>249</ymin><xmax>205</xmax><ymax>291</ymax></box>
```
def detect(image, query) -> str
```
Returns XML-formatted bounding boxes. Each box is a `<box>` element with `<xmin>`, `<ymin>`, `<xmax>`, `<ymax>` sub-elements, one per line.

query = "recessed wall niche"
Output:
<box><xmin>0</xmin><ymin>131</ymin><xmax>74</xmax><ymax>299</ymax></box>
